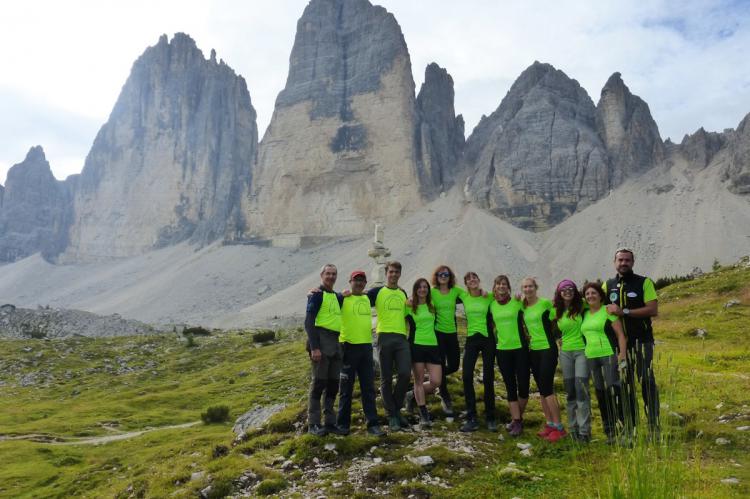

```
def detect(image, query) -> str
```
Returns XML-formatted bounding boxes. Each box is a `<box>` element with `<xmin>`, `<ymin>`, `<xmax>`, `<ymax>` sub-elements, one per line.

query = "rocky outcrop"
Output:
<box><xmin>596</xmin><ymin>72</ymin><xmax>664</xmax><ymax>183</ymax></box>
<box><xmin>0</xmin><ymin>146</ymin><xmax>71</xmax><ymax>262</ymax></box>
<box><xmin>724</xmin><ymin>113</ymin><xmax>750</xmax><ymax>195</ymax></box>
<box><xmin>0</xmin><ymin>304</ymin><xmax>154</xmax><ymax>339</ymax></box>
<box><xmin>242</xmin><ymin>0</ymin><xmax>424</xmax><ymax>244</ymax></box>
<box><xmin>463</xmin><ymin>61</ymin><xmax>611</xmax><ymax>231</ymax></box>
<box><xmin>61</xmin><ymin>33</ymin><xmax>257</xmax><ymax>261</ymax></box>
<box><xmin>678</xmin><ymin>127</ymin><xmax>726</xmax><ymax>169</ymax></box>
<box><xmin>416</xmin><ymin>63</ymin><xmax>465</xmax><ymax>194</ymax></box>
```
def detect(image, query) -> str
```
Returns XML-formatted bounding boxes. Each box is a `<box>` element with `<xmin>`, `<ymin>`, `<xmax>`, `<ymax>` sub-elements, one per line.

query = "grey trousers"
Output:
<box><xmin>560</xmin><ymin>349</ymin><xmax>591</xmax><ymax>437</ymax></box>
<box><xmin>308</xmin><ymin>331</ymin><xmax>342</xmax><ymax>426</ymax></box>
<box><xmin>377</xmin><ymin>333</ymin><xmax>412</xmax><ymax>417</ymax></box>
<box><xmin>588</xmin><ymin>354</ymin><xmax>620</xmax><ymax>391</ymax></box>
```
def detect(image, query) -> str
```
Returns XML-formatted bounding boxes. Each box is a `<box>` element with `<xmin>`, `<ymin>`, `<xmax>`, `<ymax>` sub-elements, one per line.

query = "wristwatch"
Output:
<box><xmin>623</xmin><ymin>308</ymin><xmax>630</xmax><ymax>316</ymax></box>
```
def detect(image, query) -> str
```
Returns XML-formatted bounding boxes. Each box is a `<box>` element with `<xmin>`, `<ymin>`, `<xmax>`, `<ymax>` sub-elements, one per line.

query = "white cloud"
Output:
<box><xmin>1</xmin><ymin>0</ymin><xmax>749</xmax><ymax>182</ymax></box>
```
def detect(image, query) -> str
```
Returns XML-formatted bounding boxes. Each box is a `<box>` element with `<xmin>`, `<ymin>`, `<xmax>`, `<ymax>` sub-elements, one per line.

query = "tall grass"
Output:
<box><xmin>599</xmin><ymin>354</ymin><xmax>689</xmax><ymax>499</ymax></box>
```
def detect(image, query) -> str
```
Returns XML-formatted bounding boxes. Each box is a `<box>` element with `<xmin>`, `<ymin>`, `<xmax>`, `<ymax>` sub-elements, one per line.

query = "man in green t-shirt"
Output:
<box><xmin>336</xmin><ymin>270</ymin><xmax>385</xmax><ymax>436</ymax></box>
<box><xmin>366</xmin><ymin>261</ymin><xmax>411</xmax><ymax>431</ymax></box>
<box><xmin>604</xmin><ymin>248</ymin><xmax>660</xmax><ymax>435</ymax></box>
<box><xmin>304</xmin><ymin>264</ymin><xmax>343</xmax><ymax>436</ymax></box>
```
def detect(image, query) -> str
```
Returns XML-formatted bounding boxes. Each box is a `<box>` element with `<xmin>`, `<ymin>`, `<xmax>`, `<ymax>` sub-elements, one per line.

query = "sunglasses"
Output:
<box><xmin>560</xmin><ymin>287</ymin><xmax>575</xmax><ymax>293</ymax></box>
<box><xmin>437</xmin><ymin>272</ymin><xmax>450</xmax><ymax>278</ymax></box>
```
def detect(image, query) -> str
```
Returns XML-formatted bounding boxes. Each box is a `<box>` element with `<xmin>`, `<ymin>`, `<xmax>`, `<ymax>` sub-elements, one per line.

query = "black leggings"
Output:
<box><xmin>496</xmin><ymin>348</ymin><xmax>530</xmax><ymax>402</ymax></box>
<box><xmin>436</xmin><ymin>331</ymin><xmax>460</xmax><ymax>402</ymax></box>
<box><xmin>529</xmin><ymin>346</ymin><xmax>558</xmax><ymax>397</ymax></box>
<box><xmin>462</xmin><ymin>333</ymin><xmax>496</xmax><ymax>418</ymax></box>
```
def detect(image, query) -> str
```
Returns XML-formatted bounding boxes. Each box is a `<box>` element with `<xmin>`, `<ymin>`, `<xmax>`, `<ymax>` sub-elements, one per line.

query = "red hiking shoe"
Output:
<box><xmin>545</xmin><ymin>428</ymin><xmax>567</xmax><ymax>443</ymax></box>
<box><xmin>537</xmin><ymin>424</ymin><xmax>555</xmax><ymax>438</ymax></box>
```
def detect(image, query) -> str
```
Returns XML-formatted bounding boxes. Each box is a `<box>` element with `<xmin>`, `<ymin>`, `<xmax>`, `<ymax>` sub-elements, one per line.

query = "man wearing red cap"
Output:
<box><xmin>335</xmin><ymin>270</ymin><xmax>385</xmax><ymax>436</ymax></box>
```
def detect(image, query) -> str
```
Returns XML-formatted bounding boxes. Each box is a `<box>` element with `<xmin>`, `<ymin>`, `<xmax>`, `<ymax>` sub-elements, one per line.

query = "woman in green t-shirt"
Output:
<box><xmin>581</xmin><ymin>282</ymin><xmax>627</xmax><ymax>443</ymax></box>
<box><xmin>458</xmin><ymin>272</ymin><xmax>495</xmax><ymax>432</ymax></box>
<box><xmin>489</xmin><ymin>275</ymin><xmax>530</xmax><ymax>437</ymax></box>
<box><xmin>406</xmin><ymin>278</ymin><xmax>442</xmax><ymax>429</ymax></box>
<box><xmin>429</xmin><ymin>265</ymin><xmax>465</xmax><ymax>417</ymax></box>
<box><xmin>521</xmin><ymin>277</ymin><xmax>565</xmax><ymax>442</ymax></box>
<box><xmin>552</xmin><ymin>279</ymin><xmax>590</xmax><ymax>442</ymax></box>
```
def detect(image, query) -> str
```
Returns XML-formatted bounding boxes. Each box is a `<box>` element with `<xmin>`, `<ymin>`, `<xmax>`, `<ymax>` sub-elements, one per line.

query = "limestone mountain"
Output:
<box><xmin>416</xmin><ymin>63</ymin><xmax>465</xmax><ymax>194</ymax></box>
<box><xmin>0</xmin><ymin>146</ymin><xmax>72</xmax><ymax>262</ymax></box>
<box><xmin>463</xmin><ymin>61</ymin><xmax>611</xmax><ymax>231</ymax></box>
<box><xmin>595</xmin><ymin>72</ymin><xmax>664</xmax><ymax>184</ymax></box>
<box><xmin>722</xmin><ymin>113</ymin><xmax>750</xmax><ymax>195</ymax></box>
<box><xmin>61</xmin><ymin>33</ymin><xmax>257</xmax><ymax>262</ymax></box>
<box><xmin>242</xmin><ymin>0</ymin><xmax>431</xmax><ymax>244</ymax></box>
<box><xmin>675</xmin><ymin>127</ymin><xmax>726</xmax><ymax>170</ymax></box>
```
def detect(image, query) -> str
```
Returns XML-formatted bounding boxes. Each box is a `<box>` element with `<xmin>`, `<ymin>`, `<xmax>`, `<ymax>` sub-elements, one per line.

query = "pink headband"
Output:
<box><xmin>556</xmin><ymin>279</ymin><xmax>577</xmax><ymax>292</ymax></box>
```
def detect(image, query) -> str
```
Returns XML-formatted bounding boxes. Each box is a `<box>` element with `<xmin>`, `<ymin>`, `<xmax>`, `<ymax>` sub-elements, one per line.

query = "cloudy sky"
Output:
<box><xmin>1</xmin><ymin>0</ymin><xmax>749</xmax><ymax>183</ymax></box>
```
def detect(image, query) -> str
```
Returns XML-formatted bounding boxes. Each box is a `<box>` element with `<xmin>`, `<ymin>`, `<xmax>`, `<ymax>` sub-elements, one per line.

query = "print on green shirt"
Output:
<box><xmin>462</xmin><ymin>293</ymin><xmax>493</xmax><ymax>337</ymax></box>
<box><xmin>314</xmin><ymin>290</ymin><xmax>341</xmax><ymax>332</ymax></box>
<box><xmin>375</xmin><ymin>287</ymin><xmax>407</xmax><ymax>335</ymax></box>
<box><xmin>406</xmin><ymin>304</ymin><xmax>438</xmax><ymax>346</ymax></box>
<box><xmin>430</xmin><ymin>286</ymin><xmax>466</xmax><ymax>333</ymax></box>
<box><xmin>580</xmin><ymin>307</ymin><xmax>619</xmax><ymax>359</ymax></box>
<box><xmin>340</xmin><ymin>295</ymin><xmax>373</xmax><ymax>344</ymax></box>
<box><xmin>557</xmin><ymin>310</ymin><xmax>585</xmax><ymax>351</ymax></box>
<box><xmin>522</xmin><ymin>298</ymin><xmax>554</xmax><ymax>350</ymax></box>
<box><xmin>490</xmin><ymin>298</ymin><xmax>524</xmax><ymax>350</ymax></box>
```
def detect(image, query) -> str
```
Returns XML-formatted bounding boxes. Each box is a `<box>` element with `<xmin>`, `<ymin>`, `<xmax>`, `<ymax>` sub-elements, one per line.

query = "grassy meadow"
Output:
<box><xmin>0</xmin><ymin>264</ymin><xmax>748</xmax><ymax>498</ymax></box>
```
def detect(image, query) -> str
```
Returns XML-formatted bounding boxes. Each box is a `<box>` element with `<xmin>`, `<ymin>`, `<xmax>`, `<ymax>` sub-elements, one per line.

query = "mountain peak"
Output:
<box><xmin>596</xmin><ymin>71</ymin><xmax>663</xmax><ymax>183</ymax></box>
<box><xmin>23</xmin><ymin>145</ymin><xmax>46</xmax><ymax>163</ymax></box>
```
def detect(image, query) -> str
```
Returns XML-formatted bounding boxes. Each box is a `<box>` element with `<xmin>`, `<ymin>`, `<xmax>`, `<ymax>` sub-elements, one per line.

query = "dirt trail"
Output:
<box><xmin>0</xmin><ymin>421</ymin><xmax>200</xmax><ymax>445</ymax></box>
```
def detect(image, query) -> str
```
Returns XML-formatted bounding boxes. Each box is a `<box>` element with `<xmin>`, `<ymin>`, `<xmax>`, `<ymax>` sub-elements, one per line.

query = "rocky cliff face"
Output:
<box><xmin>724</xmin><ymin>113</ymin><xmax>750</xmax><ymax>195</ymax></box>
<box><xmin>243</xmin><ymin>0</ymin><xmax>425</xmax><ymax>243</ymax></box>
<box><xmin>61</xmin><ymin>33</ymin><xmax>257</xmax><ymax>261</ymax></box>
<box><xmin>0</xmin><ymin>146</ymin><xmax>71</xmax><ymax>262</ymax></box>
<box><xmin>416</xmin><ymin>63</ymin><xmax>465</xmax><ymax>194</ymax></box>
<box><xmin>596</xmin><ymin>72</ymin><xmax>664</xmax><ymax>184</ymax></box>
<box><xmin>463</xmin><ymin>61</ymin><xmax>611</xmax><ymax>231</ymax></box>
<box><xmin>677</xmin><ymin>127</ymin><xmax>726</xmax><ymax>169</ymax></box>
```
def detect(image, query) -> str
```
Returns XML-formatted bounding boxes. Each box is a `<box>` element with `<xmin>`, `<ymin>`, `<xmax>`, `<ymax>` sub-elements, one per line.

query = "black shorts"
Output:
<box><xmin>410</xmin><ymin>344</ymin><xmax>442</xmax><ymax>365</ymax></box>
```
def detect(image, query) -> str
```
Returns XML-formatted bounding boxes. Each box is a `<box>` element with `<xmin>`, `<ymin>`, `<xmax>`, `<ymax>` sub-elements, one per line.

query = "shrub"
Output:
<box><xmin>654</xmin><ymin>274</ymin><xmax>695</xmax><ymax>290</ymax></box>
<box><xmin>201</xmin><ymin>405</ymin><xmax>230</xmax><ymax>424</ymax></box>
<box><xmin>256</xmin><ymin>478</ymin><xmax>288</xmax><ymax>496</ymax></box>
<box><xmin>252</xmin><ymin>330</ymin><xmax>276</xmax><ymax>343</ymax></box>
<box><xmin>185</xmin><ymin>334</ymin><xmax>197</xmax><ymax>348</ymax></box>
<box><xmin>184</xmin><ymin>326</ymin><xmax>211</xmax><ymax>336</ymax></box>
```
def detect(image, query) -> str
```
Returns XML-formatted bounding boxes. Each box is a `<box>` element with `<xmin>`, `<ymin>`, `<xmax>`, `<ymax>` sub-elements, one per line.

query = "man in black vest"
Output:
<box><xmin>604</xmin><ymin>248</ymin><xmax>660</xmax><ymax>436</ymax></box>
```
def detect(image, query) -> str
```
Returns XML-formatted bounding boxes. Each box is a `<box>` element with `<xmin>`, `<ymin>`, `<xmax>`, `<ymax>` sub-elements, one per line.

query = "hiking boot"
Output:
<box><xmin>326</xmin><ymin>424</ymin><xmax>349</xmax><ymax>436</ymax></box>
<box><xmin>405</xmin><ymin>391</ymin><xmax>416</xmax><ymax>414</ymax></box>
<box><xmin>537</xmin><ymin>424</ymin><xmax>555</xmax><ymax>438</ymax></box>
<box><xmin>545</xmin><ymin>428</ymin><xmax>567</xmax><ymax>443</ymax></box>
<box><xmin>572</xmin><ymin>433</ymin><xmax>591</xmax><ymax>444</ymax></box>
<box><xmin>388</xmin><ymin>416</ymin><xmax>402</xmax><ymax>432</ymax></box>
<box><xmin>419</xmin><ymin>414</ymin><xmax>432</xmax><ymax>430</ymax></box>
<box><xmin>398</xmin><ymin>413</ymin><xmax>411</xmax><ymax>429</ymax></box>
<box><xmin>486</xmin><ymin>419</ymin><xmax>498</xmax><ymax>432</ymax></box>
<box><xmin>509</xmin><ymin>420</ymin><xmax>523</xmax><ymax>437</ymax></box>
<box><xmin>308</xmin><ymin>424</ymin><xmax>327</xmax><ymax>437</ymax></box>
<box><xmin>440</xmin><ymin>394</ymin><xmax>455</xmax><ymax>417</ymax></box>
<box><xmin>367</xmin><ymin>425</ymin><xmax>386</xmax><ymax>437</ymax></box>
<box><xmin>460</xmin><ymin>418</ymin><xmax>480</xmax><ymax>432</ymax></box>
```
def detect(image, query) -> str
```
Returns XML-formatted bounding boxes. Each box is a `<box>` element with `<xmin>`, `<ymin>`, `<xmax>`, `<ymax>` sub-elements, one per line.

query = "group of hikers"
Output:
<box><xmin>304</xmin><ymin>248</ymin><xmax>660</xmax><ymax>444</ymax></box>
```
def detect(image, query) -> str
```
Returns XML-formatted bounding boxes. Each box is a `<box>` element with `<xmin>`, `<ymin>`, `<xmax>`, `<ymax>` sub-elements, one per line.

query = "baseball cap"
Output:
<box><xmin>350</xmin><ymin>270</ymin><xmax>367</xmax><ymax>280</ymax></box>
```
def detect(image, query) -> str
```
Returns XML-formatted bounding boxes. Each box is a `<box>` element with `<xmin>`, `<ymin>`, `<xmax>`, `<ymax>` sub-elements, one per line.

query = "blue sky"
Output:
<box><xmin>1</xmin><ymin>0</ymin><xmax>749</xmax><ymax>183</ymax></box>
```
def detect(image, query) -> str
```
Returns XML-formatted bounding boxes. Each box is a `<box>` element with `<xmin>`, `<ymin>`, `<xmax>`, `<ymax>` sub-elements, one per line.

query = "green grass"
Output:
<box><xmin>1</xmin><ymin>266</ymin><xmax>749</xmax><ymax>497</ymax></box>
